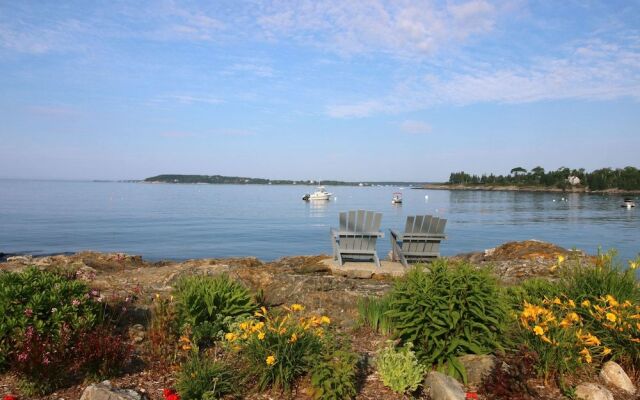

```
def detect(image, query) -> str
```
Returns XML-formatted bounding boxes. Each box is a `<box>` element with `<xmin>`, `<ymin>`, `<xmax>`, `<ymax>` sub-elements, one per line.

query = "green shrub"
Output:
<box><xmin>561</xmin><ymin>250</ymin><xmax>640</xmax><ymax>305</ymax></box>
<box><xmin>507</xmin><ymin>277</ymin><xmax>562</xmax><ymax>309</ymax></box>
<box><xmin>225</xmin><ymin>306</ymin><xmax>327</xmax><ymax>392</ymax></box>
<box><xmin>311</xmin><ymin>347</ymin><xmax>359</xmax><ymax>400</ymax></box>
<box><xmin>357</xmin><ymin>296</ymin><xmax>393</xmax><ymax>335</ymax></box>
<box><xmin>174</xmin><ymin>274</ymin><xmax>256</xmax><ymax>345</ymax></box>
<box><xmin>176</xmin><ymin>354</ymin><xmax>234</xmax><ymax>400</ymax></box>
<box><xmin>147</xmin><ymin>295</ymin><xmax>180</xmax><ymax>363</ymax></box>
<box><xmin>376</xmin><ymin>342</ymin><xmax>426</xmax><ymax>394</ymax></box>
<box><xmin>0</xmin><ymin>267</ymin><xmax>100</xmax><ymax>370</ymax></box>
<box><xmin>387</xmin><ymin>262</ymin><xmax>508</xmax><ymax>381</ymax></box>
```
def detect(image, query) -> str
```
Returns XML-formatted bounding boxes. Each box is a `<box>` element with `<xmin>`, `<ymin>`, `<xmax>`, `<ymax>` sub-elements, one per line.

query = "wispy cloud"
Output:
<box><xmin>401</xmin><ymin>120</ymin><xmax>432</xmax><ymax>134</ymax></box>
<box><xmin>255</xmin><ymin>0</ymin><xmax>503</xmax><ymax>57</ymax></box>
<box><xmin>152</xmin><ymin>94</ymin><xmax>223</xmax><ymax>106</ymax></box>
<box><xmin>160</xmin><ymin>131</ymin><xmax>196</xmax><ymax>138</ymax></box>
<box><xmin>223</xmin><ymin>62</ymin><xmax>274</xmax><ymax>78</ymax></box>
<box><xmin>28</xmin><ymin>105</ymin><xmax>78</xmax><ymax>117</ymax></box>
<box><xmin>326</xmin><ymin>35</ymin><xmax>640</xmax><ymax>117</ymax></box>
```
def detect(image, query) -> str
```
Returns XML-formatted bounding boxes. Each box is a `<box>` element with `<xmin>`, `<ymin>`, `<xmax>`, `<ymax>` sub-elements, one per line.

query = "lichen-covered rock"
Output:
<box><xmin>574</xmin><ymin>382</ymin><xmax>614</xmax><ymax>400</ymax></box>
<box><xmin>600</xmin><ymin>361</ymin><xmax>636</xmax><ymax>394</ymax></box>
<box><xmin>79</xmin><ymin>381</ymin><xmax>141</xmax><ymax>400</ymax></box>
<box><xmin>458</xmin><ymin>354</ymin><xmax>497</xmax><ymax>387</ymax></box>
<box><xmin>424</xmin><ymin>371</ymin><xmax>465</xmax><ymax>400</ymax></box>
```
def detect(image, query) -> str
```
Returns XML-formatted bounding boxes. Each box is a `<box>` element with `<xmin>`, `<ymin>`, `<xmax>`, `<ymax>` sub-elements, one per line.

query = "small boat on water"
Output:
<box><xmin>391</xmin><ymin>192</ymin><xmax>403</xmax><ymax>204</ymax></box>
<box><xmin>303</xmin><ymin>186</ymin><xmax>332</xmax><ymax>201</ymax></box>
<box><xmin>622</xmin><ymin>198</ymin><xmax>636</xmax><ymax>208</ymax></box>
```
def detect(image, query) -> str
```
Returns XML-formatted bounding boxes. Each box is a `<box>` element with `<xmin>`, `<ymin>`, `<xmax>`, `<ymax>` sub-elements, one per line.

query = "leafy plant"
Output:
<box><xmin>357</xmin><ymin>296</ymin><xmax>393</xmax><ymax>335</ymax></box>
<box><xmin>176</xmin><ymin>354</ymin><xmax>234</xmax><ymax>400</ymax></box>
<box><xmin>507</xmin><ymin>277</ymin><xmax>562</xmax><ymax>309</ymax></box>
<box><xmin>174</xmin><ymin>274</ymin><xmax>256</xmax><ymax>345</ymax></box>
<box><xmin>225</xmin><ymin>305</ymin><xmax>327</xmax><ymax>392</ymax></box>
<box><xmin>387</xmin><ymin>262</ymin><xmax>508</xmax><ymax>381</ymax></box>
<box><xmin>69</xmin><ymin>326</ymin><xmax>132</xmax><ymax>380</ymax></box>
<box><xmin>376</xmin><ymin>342</ymin><xmax>426</xmax><ymax>394</ymax></box>
<box><xmin>0</xmin><ymin>267</ymin><xmax>100</xmax><ymax>346</ymax></box>
<box><xmin>11</xmin><ymin>324</ymin><xmax>74</xmax><ymax>395</ymax></box>
<box><xmin>311</xmin><ymin>347</ymin><xmax>359</xmax><ymax>400</ymax></box>
<box><xmin>561</xmin><ymin>250</ymin><xmax>640</xmax><ymax>305</ymax></box>
<box><xmin>148</xmin><ymin>295</ymin><xmax>180</xmax><ymax>363</ymax></box>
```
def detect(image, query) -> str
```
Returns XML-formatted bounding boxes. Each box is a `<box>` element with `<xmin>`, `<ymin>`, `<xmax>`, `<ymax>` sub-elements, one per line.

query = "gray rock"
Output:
<box><xmin>80</xmin><ymin>381</ymin><xmax>141</xmax><ymax>400</ymax></box>
<box><xmin>424</xmin><ymin>371</ymin><xmax>465</xmax><ymax>400</ymax></box>
<box><xmin>458</xmin><ymin>354</ymin><xmax>496</xmax><ymax>387</ymax></box>
<box><xmin>574</xmin><ymin>383</ymin><xmax>614</xmax><ymax>400</ymax></box>
<box><xmin>331</xmin><ymin>268</ymin><xmax>373</xmax><ymax>279</ymax></box>
<box><xmin>6</xmin><ymin>255</ymin><xmax>32</xmax><ymax>263</ymax></box>
<box><xmin>600</xmin><ymin>361</ymin><xmax>636</xmax><ymax>394</ymax></box>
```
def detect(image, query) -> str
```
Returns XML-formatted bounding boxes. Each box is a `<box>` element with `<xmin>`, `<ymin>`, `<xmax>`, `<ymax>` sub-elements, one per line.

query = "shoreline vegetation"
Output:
<box><xmin>424</xmin><ymin>166</ymin><xmax>640</xmax><ymax>195</ymax></box>
<box><xmin>143</xmin><ymin>174</ymin><xmax>427</xmax><ymax>187</ymax></box>
<box><xmin>1</xmin><ymin>241</ymin><xmax>639</xmax><ymax>400</ymax></box>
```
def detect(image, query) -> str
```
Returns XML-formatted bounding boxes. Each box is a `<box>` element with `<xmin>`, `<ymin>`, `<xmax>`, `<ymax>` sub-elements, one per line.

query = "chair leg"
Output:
<box><xmin>337</xmin><ymin>252</ymin><xmax>343</xmax><ymax>266</ymax></box>
<box><xmin>373</xmin><ymin>253</ymin><xmax>381</xmax><ymax>268</ymax></box>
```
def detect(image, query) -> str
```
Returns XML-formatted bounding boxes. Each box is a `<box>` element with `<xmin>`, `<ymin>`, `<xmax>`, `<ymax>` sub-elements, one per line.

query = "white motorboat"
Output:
<box><xmin>303</xmin><ymin>186</ymin><xmax>332</xmax><ymax>201</ymax></box>
<box><xmin>622</xmin><ymin>198</ymin><xmax>636</xmax><ymax>209</ymax></box>
<box><xmin>391</xmin><ymin>192</ymin><xmax>403</xmax><ymax>204</ymax></box>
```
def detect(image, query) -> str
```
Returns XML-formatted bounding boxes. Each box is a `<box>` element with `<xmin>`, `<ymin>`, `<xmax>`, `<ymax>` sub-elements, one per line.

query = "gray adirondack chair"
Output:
<box><xmin>390</xmin><ymin>215</ymin><xmax>447</xmax><ymax>267</ymax></box>
<box><xmin>331</xmin><ymin>210</ymin><xmax>384</xmax><ymax>267</ymax></box>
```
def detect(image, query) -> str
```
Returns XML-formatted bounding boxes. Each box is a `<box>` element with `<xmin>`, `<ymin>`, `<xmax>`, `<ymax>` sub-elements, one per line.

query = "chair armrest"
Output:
<box><xmin>390</xmin><ymin>229</ymin><xmax>402</xmax><ymax>241</ymax></box>
<box><xmin>332</xmin><ymin>231</ymin><xmax>384</xmax><ymax>238</ymax></box>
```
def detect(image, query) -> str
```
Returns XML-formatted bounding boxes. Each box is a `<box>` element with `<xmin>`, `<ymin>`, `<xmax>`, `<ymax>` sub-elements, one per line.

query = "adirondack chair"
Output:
<box><xmin>390</xmin><ymin>215</ymin><xmax>447</xmax><ymax>267</ymax></box>
<box><xmin>330</xmin><ymin>210</ymin><xmax>384</xmax><ymax>267</ymax></box>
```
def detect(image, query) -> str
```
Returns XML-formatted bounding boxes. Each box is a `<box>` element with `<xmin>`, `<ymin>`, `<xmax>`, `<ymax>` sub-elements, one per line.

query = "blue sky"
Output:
<box><xmin>1</xmin><ymin>0</ymin><xmax>639</xmax><ymax>181</ymax></box>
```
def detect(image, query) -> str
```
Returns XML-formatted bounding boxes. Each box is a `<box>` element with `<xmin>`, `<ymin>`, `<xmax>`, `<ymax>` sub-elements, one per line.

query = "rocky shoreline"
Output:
<box><xmin>0</xmin><ymin>241</ymin><xmax>630</xmax><ymax>400</ymax></box>
<box><xmin>419</xmin><ymin>184</ymin><xmax>640</xmax><ymax>195</ymax></box>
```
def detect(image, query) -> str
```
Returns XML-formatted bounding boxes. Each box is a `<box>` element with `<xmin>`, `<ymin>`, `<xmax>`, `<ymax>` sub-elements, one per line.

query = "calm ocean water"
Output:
<box><xmin>0</xmin><ymin>180</ymin><xmax>638</xmax><ymax>262</ymax></box>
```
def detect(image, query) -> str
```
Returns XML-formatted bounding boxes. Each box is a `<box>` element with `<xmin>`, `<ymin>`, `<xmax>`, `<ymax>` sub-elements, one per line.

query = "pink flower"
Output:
<box><xmin>72</xmin><ymin>299</ymin><xmax>81</xmax><ymax>307</ymax></box>
<box><xmin>24</xmin><ymin>308</ymin><xmax>33</xmax><ymax>317</ymax></box>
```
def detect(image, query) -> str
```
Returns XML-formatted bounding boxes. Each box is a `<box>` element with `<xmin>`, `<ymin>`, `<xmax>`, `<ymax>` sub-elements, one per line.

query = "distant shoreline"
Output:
<box><xmin>419</xmin><ymin>183</ymin><xmax>640</xmax><ymax>195</ymax></box>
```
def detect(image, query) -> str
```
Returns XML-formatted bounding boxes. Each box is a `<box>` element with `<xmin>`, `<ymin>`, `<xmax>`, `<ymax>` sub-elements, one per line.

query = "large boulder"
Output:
<box><xmin>80</xmin><ymin>381</ymin><xmax>142</xmax><ymax>400</ymax></box>
<box><xmin>424</xmin><ymin>371</ymin><xmax>466</xmax><ymax>400</ymax></box>
<box><xmin>574</xmin><ymin>383</ymin><xmax>614</xmax><ymax>400</ymax></box>
<box><xmin>600</xmin><ymin>361</ymin><xmax>636</xmax><ymax>394</ymax></box>
<box><xmin>458</xmin><ymin>354</ymin><xmax>497</xmax><ymax>387</ymax></box>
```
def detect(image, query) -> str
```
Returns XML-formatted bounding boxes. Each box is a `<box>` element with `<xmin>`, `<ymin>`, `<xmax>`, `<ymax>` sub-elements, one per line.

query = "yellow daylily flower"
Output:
<box><xmin>320</xmin><ymin>316</ymin><xmax>331</xmax><ymax>324</ymax></box>
<box><xmin>257</xmin><ymin>331</ymin><xmax>265</xmax><ymax>340</ymax></box>
<box><xmin>291</xmin><ymin>304</ymin><xmax>305</xmax><ymax>312</ymax></box>
<box><xmin>533</xmin><ymin>325</ymin><xmax>544</xmax><ymax>336</ymax></box>
<box><xmin>606</xmin><ymin>312</ymin><xmax>617</xmax><ymax>323</ymax></box>
<box><xmin>581</xmin><ymin>299</ymin><xmax>591</xmax><ymax>307</ymax></box>
<box><xmin>266</xmin><ymin>355</ymin><xmax>276</xmax><ymax>366</ymax></box>
<box><xmin>602</xmin><ymin>347</ymin><xmax>612</xmax><ymax>356</ymax></box>
<box><xmin>289</xmin><ymin>333</ymin><xmax>298</xmax><ymax>343</ymax></box>
<box><xmin>557</xmin><ymin>255</ymin><xmax>566</xmax><ymax>264</ymax></box>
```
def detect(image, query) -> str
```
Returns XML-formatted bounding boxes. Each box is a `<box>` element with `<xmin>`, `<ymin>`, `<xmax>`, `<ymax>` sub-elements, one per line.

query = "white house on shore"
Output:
<box><xmin>567</xmin><ymin>176</ymin><xmax>581</xmax><ymax>186</ymax></box>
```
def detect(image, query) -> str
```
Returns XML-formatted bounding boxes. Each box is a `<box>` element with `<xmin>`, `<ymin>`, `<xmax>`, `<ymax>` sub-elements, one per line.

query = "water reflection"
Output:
<box><xmin>306</xmin><ymin>199</ymin><xmax>330</xmax><ymax>218</ymax></box>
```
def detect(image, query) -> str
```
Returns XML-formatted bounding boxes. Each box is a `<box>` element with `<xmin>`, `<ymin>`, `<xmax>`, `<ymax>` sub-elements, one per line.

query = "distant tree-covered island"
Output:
<box><xmin>436</xmin><ymin>166</ymin><xmax>640</xmax><ymax>192</ymax></box>
<box><xmin>144</xmin><ymin>174</ymin><xmax>426</xmax><ymax>187</ymax></box>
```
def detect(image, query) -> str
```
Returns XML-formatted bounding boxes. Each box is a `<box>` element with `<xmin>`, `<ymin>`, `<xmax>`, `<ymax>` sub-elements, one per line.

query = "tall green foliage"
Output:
<box><xmin>357</xmin><ymin>296</ymin><xmax>394</xmax><ymax>335</ymax></box>
<box><xmin>311</xmin><ymin>347</ymin><xmax>359</xmax><ymax>400</ymax></box>
<box><xmin>174</xmin><ymin>274</ymin><xmax>256</xmax><ymax>345</ymax></box>
<box><xmin>176</xmin><ymin>355</ymin><xmax>234</xmax><ymax>400</ymax></box>
<box><xmin>387</xmin><ymin>261</ymin><xmax>508</xmax><ymax>381</ymax></box>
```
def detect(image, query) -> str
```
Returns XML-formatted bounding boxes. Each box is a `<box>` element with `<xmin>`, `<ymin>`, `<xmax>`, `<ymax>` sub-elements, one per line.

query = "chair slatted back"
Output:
<box><xmin>337</xmin><ymin>210</ymin><xmax>382</xmax><ymax>252</ymax></box>
<box><xmin>401</xmin><ymin>215</ymin><xmax>447</xmax><ymax>257</ymax></box>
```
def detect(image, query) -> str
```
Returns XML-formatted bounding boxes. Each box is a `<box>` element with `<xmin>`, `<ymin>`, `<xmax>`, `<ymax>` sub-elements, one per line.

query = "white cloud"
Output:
<box><xmin>255</xmin><ymin>0</ymin><xmax>502</xmax><ymax>57</ymax></box>
<box><xmin>153</xmin><ymin>94</ymin><xmax>223</xmax><ymax>105</ymax></box>
<box><xmin>401</xmin><ymin>120</ymin><xmax>432</xmax><ymax>134</ymax></box>
<box><xmin>326</xmin><ymin>36</ymin><xmax>640</xmax><ymax>117</ymax></box>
